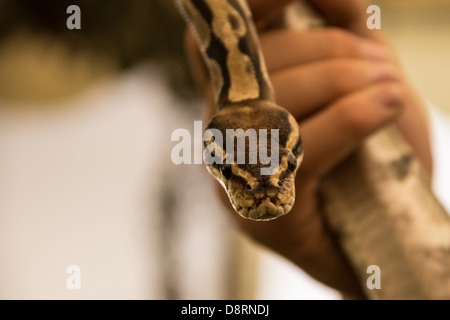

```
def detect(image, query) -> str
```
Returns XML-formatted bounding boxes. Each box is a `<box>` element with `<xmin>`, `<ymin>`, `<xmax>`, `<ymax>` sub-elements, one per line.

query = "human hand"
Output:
<box><xmin>185</xmin><ymin>0</ymin><xmax>432</xmax><ymax>299</ymax></box>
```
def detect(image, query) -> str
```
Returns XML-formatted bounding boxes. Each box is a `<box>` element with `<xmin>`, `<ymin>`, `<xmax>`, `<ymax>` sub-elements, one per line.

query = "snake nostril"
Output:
<box><xmin>254</xmin><ymin>192</ymin><xmax>265</xmax><ymax>200</ymax></box>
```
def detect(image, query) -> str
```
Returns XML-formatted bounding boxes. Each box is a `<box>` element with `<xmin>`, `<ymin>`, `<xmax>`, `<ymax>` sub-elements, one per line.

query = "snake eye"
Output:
<box><xmin>287</xmin><ymin>154</ymin><xmax>298</xmax><ymax>172</ymax></box>
<box><xmin>220</xmin><ymin>165</ymin><xmax>232</xmax><ymax>179</ymax></box>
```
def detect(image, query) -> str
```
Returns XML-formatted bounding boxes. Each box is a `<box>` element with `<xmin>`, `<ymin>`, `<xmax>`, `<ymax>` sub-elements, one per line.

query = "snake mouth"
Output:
<box><xmin>235</xmin><ymin>197</ymin><xmax>295</xmax><ymax>221</ymax></box>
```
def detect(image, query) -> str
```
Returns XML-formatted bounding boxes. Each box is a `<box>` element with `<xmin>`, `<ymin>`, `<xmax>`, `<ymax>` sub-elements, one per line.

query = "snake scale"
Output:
<box><xmin>174</xmin><ymin>0</ymin><xmax>450</xmax><ymax>299</ymax></box>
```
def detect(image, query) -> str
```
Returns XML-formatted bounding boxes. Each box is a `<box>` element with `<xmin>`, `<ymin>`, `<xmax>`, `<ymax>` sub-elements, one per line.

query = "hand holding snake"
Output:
<box><xmin>182</xmin><ymin>0</ymin><xmax>433</xmax><ymax>298</ymax></box>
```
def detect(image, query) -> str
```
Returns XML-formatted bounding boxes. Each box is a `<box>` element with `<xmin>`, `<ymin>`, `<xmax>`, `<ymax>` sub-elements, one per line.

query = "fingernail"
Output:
<box><xmin>361</xmin><ymin>42</ymin><xmax>390</xmax><ymax>61</ymax></box>
<box><xmin>376</xmin><ymin>85</ymin><xmax>402</xmax><ymax>109</ymax></box>
<box><xmin>369</xmin><ymin>63</ymin><xmax>397</xmax><ymax>83</ymax></box>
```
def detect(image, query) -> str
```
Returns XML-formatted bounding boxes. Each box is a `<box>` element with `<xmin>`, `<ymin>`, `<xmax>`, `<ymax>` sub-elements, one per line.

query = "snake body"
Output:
<box><xmin>175</xmin><ymin>0</ymin><xmax>303</xmax><ymax>220</ymax></box>
<box><xmin>175</xmin><ymin>0</ymin><xmax>450</xmax><ymax>299</ymax></box>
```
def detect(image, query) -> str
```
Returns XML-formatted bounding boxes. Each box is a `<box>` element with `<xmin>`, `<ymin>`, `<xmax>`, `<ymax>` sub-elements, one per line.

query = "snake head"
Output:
<box><xmin>203</xmin><ymin>102</ymin><xmax>303</xmax><ymax>221</ymax></box>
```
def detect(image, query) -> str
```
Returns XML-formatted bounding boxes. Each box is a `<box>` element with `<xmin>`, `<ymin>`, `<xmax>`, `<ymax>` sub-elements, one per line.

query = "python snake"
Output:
<box><xmin>175</xmin><ymin>0</ymin><xmax>303</xmax><ymax>220</ymax></box>
<box><xmin>175</xmin><ymin>0</ymin><xmax>450</xmax><ymax>299</ymax></box>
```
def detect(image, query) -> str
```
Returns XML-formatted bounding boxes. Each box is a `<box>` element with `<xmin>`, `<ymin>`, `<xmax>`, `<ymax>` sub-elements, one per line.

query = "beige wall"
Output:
<box><xmin>375</xmin><ymin>0</ymin><xmax>450</xmax><ymax>113</ymax></box>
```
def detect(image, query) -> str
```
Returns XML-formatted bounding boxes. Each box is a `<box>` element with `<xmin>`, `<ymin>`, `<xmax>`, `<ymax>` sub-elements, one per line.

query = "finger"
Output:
<box><xmin>247</xmin><ymin>0</ymin><xmax>296</xmax><ymax>29</ymax></box>
<box><xmin>271</xmin><ymin>59</ymin><xmax>398</xmax><ymax>119</ymax></box>
<box><xmin>306</xmin><ymin>0</ymin><xmax>383</xmax><ymax>40</ymax></box>
<box><xmin>261</xmin><ymin>28</ymin><xmax>392</xmax><ymax>73</ymax></box>
<box><xmin>395</xmin><ymin>84</ymin><xmax>433</xmax><ymax>176</ymax></box>
<box><xmin>299</xmin><ymin>81</ymin><xmax>404</xmax><ymax>178</ymax></box>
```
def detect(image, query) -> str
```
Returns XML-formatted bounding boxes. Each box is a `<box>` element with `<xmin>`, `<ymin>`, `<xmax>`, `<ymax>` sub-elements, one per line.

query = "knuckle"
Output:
<box><xmin>381</xmin><ymin>81</ymin><xmax>407</xmax><ymax>107</ymax></box>
<box><xmin>337</xmin><ymin>80</ymin><xmax>407</xmax><ymax>137</ymax></box>
<box><xmin>325</xmin><ymin>28</ymin><xmax>360</xmax><ymax>57</ymax></box>
<box><xmin>337</xmin><ymin>102</ymin><xmax>368</xmax><ymax>136</ymax></box>
<box><xmin>325</xmin><ymin>60</ymin><xmax>358</xmax><ymax>94</ymax></box>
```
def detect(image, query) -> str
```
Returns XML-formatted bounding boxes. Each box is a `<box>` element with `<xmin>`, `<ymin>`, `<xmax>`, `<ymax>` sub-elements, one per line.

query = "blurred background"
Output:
<box><xmin>0</xmin><ymin>0</ymin><xmax>448</xmax><ymax>299</ymax></box>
